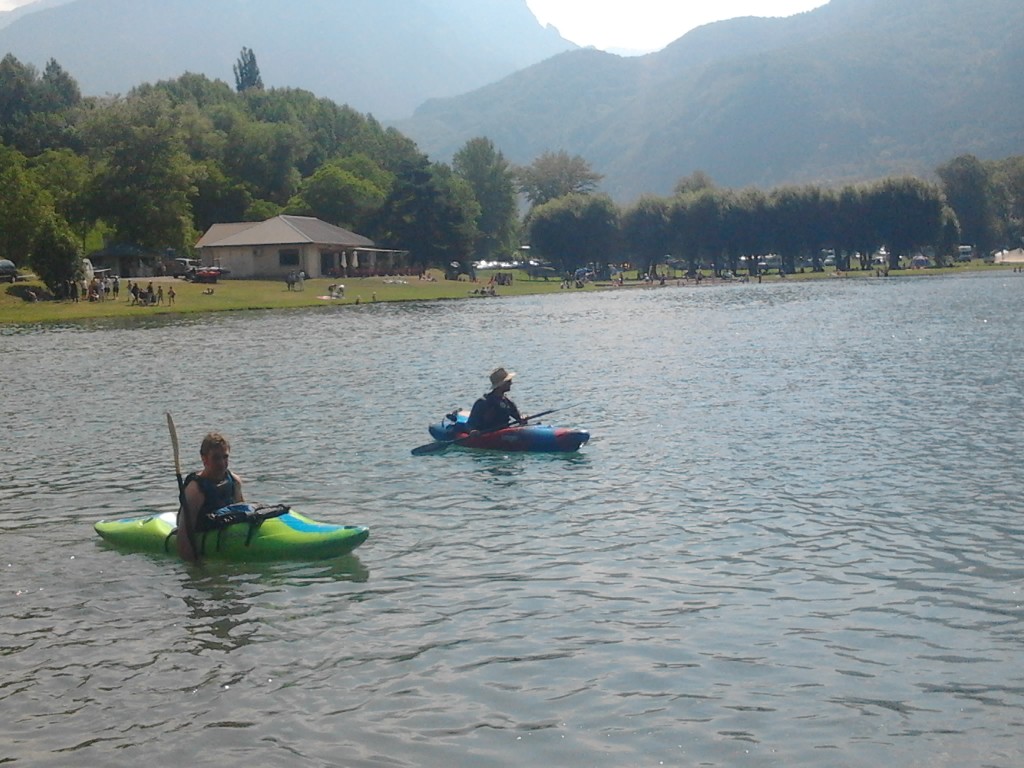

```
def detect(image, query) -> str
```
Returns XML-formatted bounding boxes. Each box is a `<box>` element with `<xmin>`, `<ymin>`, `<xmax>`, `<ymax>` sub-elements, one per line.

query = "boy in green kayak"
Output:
<box><xmin>178</xmin><ymin>432</ymin><xmax>245</xmax><ymax>562</ymax></box>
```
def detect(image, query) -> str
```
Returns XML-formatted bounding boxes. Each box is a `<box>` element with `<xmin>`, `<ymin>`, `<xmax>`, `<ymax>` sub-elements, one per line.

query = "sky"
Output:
<box><xmin>0</xmin><ymin>0</ymin><xmax>829</xmax><ymax>54</ymax></box>
<box><xmin>528</xmin><ymin>0</ymin><xmax>828</xmax><ymax>53</ymax></box>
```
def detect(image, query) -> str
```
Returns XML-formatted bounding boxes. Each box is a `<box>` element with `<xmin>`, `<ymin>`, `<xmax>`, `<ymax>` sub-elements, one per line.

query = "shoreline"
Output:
<box><xmin>0</xmin><ymin>263</ymin><xmax>1014</xmax><ymax>326</ymax></box>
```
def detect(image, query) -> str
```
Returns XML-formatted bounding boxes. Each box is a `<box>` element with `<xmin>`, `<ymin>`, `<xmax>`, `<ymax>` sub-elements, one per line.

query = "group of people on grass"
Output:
<box><xmin>126</xmin><ymin>280</ymin><xmax>175</xmax><ymax>306</ymax></box>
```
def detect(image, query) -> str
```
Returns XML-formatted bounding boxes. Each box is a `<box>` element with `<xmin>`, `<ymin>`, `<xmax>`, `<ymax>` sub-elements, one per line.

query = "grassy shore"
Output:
<box><xmin>0</xmin><ymin>262</ymin><xmax>1012</xmax><ymax>325</ymax></box>
<box><xmin>0</xmin><ymin>269</ymin><xmax>576</xmax><ymax>325</ymax></box>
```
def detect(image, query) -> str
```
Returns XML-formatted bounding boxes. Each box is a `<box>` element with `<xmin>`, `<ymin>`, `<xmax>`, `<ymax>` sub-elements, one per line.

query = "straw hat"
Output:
<box><xmin>489</xmin><ymin>367</ymin><xmax>516</xmax><ymax>390</ymax></box>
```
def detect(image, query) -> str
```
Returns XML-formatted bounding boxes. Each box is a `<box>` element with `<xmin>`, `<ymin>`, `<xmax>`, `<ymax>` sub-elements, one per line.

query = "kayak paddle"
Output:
<box><xmin>166</xmin><ymin>412</ymin><xmax>184</xmax><ymax>502</ymax></box>
<box><xmin>166</xmin><ymin>412</ymin><xmax>195</xmax><ymax>557</ymax></box>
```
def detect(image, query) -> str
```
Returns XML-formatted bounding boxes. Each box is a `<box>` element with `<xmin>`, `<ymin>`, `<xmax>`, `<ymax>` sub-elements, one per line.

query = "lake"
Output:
<box><xmin>2</xmin><ymin>272</ymin><xmax>1022</xmax><ymax>767</ymax></box>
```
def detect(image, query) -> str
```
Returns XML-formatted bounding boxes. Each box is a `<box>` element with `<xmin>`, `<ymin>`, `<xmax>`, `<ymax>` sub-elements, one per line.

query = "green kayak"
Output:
<box><xmin>94</xmin><ymin>507</ymin><xmax>369</xmax><ymax>562</ymax></box>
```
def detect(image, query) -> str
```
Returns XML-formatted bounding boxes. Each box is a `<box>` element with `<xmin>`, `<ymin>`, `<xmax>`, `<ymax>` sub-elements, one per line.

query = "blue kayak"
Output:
<box><xmin>427</xmin><ymin>410</ymin><xmax>589</xmax><ymax>452</ymax></box>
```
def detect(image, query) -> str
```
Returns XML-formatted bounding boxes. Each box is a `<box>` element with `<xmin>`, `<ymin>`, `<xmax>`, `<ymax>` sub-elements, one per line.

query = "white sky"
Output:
<box><xmin>0</xmin><ymin>0</ymin><xmax>829</xmax><ymax>54</ymax></box>
<box><xmin>526</xmin><ymin>0</ymin><xmax>827</xmax><ymax>52</ymax></box>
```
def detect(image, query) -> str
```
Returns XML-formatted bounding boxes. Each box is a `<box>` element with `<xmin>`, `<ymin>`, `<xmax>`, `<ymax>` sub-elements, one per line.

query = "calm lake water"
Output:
<box><xmin>2</xmin><ymin>272</ymin><xmax>1023</xmax><ymax>767</ymax></box>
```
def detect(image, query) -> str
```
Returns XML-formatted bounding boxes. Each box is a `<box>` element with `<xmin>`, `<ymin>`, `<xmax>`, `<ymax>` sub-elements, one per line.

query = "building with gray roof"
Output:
<box><xmin>196</xmin><ymin>215</ymin><xmax>408</xmax><ymax>279</ymax></box>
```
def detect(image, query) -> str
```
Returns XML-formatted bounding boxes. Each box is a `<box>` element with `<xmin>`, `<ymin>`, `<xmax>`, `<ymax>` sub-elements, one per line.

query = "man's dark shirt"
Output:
<box><xmin>466</xmin><ymin>391</ymin><xmax>522</xmax><ymax>432</ymax></box>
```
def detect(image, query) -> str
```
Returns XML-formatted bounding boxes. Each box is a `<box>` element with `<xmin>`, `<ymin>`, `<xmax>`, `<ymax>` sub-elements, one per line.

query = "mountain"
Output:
<box><xmin>0</xmin><ymin>0</ymin><xmax>74</xmax><ymax>30</ymax></box>
<box><xmin>396</xmin><ymin>0</ymin><xmax>1024</xmax><ymax>201</ymax></box>
<box><xmin>0</xmin><ymin>0</ymin><xmax>575</xmax><ymax>119</ymax></box>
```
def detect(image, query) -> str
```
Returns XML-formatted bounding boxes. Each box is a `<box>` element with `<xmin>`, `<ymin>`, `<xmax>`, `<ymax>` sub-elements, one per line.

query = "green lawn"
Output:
<box><xmin>0</xmin><ymin>262</ymin><xmax>1012</xmax><ymax>325</ymax></box>
<box><xmin>0</xmin><ymin>269</ymin><xmax>577</xmax><ymax>325</ymax></box>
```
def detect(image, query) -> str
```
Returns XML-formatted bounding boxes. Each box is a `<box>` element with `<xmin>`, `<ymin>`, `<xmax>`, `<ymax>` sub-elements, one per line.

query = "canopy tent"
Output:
<box><xmin>993</xmin><ymin>248</ymin><xmax>1024</xmax><ymax>263</ymax></box>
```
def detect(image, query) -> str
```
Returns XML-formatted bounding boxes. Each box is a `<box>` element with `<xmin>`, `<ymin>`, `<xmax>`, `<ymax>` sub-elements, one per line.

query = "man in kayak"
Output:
<box><xmin>465</xmin><ymin>367</ymin><xmax>524</xmax><ymax>434</ymax></box>
<box><xmin>177</xmin><ymin>432</ymin><xmax>245</xmax><ymax>562</ymax></box>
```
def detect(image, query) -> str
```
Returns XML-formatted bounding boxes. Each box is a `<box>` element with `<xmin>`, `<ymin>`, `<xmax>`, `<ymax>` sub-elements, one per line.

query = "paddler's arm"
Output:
<box><xmin>507</xmin><ymin>399</ymin><xmax>524</xmax><ymax>425</ymax></box>
<box><xmin>465</xmin><ymin>397</ymin><xmax>488</xmax><ymax>433</ymax></box>
<box><xmin>177</xmin><ymin>481</ymin><xmax>204</xmax><ymax>562</ymax></box>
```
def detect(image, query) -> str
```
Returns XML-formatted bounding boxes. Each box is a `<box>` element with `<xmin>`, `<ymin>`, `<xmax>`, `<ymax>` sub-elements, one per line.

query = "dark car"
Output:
<box><xmin>0</xmin><ymin>259</ymin><xmax>21</xmax><ymax>283</ymax></box>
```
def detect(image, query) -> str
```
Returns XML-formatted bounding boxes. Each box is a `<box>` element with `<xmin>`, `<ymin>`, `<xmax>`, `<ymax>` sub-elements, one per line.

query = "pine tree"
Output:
<box><xmin>233</xmin><ymin>47</ymin><xmax>264</xmax><ymax>93</ymax></box>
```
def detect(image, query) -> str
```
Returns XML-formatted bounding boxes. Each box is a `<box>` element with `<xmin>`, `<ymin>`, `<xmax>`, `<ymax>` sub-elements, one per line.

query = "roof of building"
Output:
<box><xmin>196</xmin><ymin>215</ymin><xmax>375</xmax><ymax>249</ymax></box>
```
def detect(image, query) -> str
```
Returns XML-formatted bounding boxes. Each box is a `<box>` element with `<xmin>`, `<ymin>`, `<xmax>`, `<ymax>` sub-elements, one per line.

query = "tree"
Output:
<box><xmin>0</xmin><ymin>144</ymin><xmax>52</xmax><ymax>265</ymax></box>
<box><xmin>29</xmin><ymin>148</ymin><xmax>93</xmax><ymax>241</ymax></box>
<box><xmin>233</xmin><ymin>47</ymin><xmax>264</xmax><ymax>93</ymax></box>
<box><xmin>835</xmin><ymin>185</ymin><xmax>877</xmax><ymax>270</ymax></box>
<box><xmin>528</xmin><ymin>193</ymin><xmax>619</xmax><ymax>275</ymax></box>
<box><xmin>432</xmin><ymin>163</ymin><xmax>481</xmax><ymax>259</ymax></box>
<box><xmin>686</xmin><ymin>188</ymin><xmax>730</xmax><ymax>274</ymax></box>
<box><xmin>287</xmin><ymin>162</ymin><xmax>385</xmax><ymax>229</ymax></box>
<box><xmin>936</xmin><ymin>154</ymin><xmax>999</xmax><ymax>255</ymax></box>
<box><xmin>621</xmin><ymin>196</ymin><xmax>672</xmax><ymax>276</ymax></box>
<box><xmin>868</xmin><ymin>177</ymin><xmax>946</xmax><ymax>268</ymax></box>
<box><xmin>453</xmin><ymin>137</ymin><xmax>517</xmax><ymax>261</ymax></box>
<box><xmin>335</xmin><ymin>153</ymin><xmax>394</xmax><ymax>196</ymax></box>
<box><xmin>31</xmin><ymin>213</ymin><xmax>82</xmax><ymax>292</ymax></box>
<box><xmin>82</xmin><ymin>92</ymin><xmax>198</xmax><ymax>251</ymax></box>
<box><xmin>190</xmin><ymin>159</ymin><xmax>253</xmax><ymax>232</ymax></box>
<box><xmin>0</xmin><ymin>54</ymin><xmax>36</xmax><ymax>136</ymax></box>
<box><xmin>993</xmin><ymin>155</ymin><xmax>1024</xmax><ymax>247</ymax></box>
<box><xmin>937</xmin><ymin>206</ymin><xmax>962</xmax><ymax>266</ymax></box>
<box><xmin>767</xmin><ymin>186</ymin><xmax>816</xmax><ymax>273</ymax></box>
<box><xmin>223</xmin><ymin>119</ymin><xmax>306</xmax><ymax>204</ymax></box>
<box><xmin>0</xmin><ymin>54</ymin><xmax>81</xmax><ymax>154</ymax></box>
<box><xmin>725</xmin><ymin>188</ymin><xmax>770</xmax><ymax>274</ymax></box>
<box><xmin>39</xmin><ymin>58</ymin><xmax>81</xmax><ymax>112</ymax></box>
<box><xmin>669</xmin><ymin>189</ymin><xmax>732</xmax><ymax>273</ymax></box>
<box><xmin>673</xmin><ymin>170</ymin><xmax>716</xmax><ymax>197</ymax></box>
<box><xmin>373</xmin><ymin>157</ymin><xmax>477</xmax><ymax>272</ymax></box>
<box><xmin>246</xmin><ymin>199</ymin><xmax>282</xmax><ymax>221</ymax></box>
<box><xmin>516</xmin><ymin>150</ymin><xmax>603</xmax><ymax>208</ymax></box>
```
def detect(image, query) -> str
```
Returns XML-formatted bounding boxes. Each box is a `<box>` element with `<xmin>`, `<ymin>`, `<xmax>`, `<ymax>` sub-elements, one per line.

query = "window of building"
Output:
<box><xmin>279</xmin><ymin>249</ymin><xmax>300</xmax><ymax>267</ymax></box>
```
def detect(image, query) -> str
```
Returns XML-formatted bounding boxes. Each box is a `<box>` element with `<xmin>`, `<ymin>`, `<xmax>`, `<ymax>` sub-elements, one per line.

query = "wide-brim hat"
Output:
<box><xmin>489</xmin><ymin>367</ymin><xmax>516</xmax><ymax>390</ymax></box>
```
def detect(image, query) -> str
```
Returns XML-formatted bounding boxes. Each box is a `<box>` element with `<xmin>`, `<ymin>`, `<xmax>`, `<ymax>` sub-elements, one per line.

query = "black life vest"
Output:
<box><xmin>184</xmin><ymin>471</ymin><xmax>239</xmax><ymax>532</ymax></box>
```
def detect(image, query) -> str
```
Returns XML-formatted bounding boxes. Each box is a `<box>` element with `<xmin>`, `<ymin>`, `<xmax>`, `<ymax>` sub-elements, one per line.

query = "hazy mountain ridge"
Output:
<box><xmin>3</xmin><ymin>0</ymin><xmax>1020</xmax><ymax>200</ymax></box>
<box><xmin>397</xmin><ymin>0</ymin><xmax>1024</xmax><ymax>200</ymax></box>
<box><xmin>0</xmin><ymin>0</ymin><xmax>576</xmax><ymax>118</ymax></box>
<box><xmin>0</xmin><ymin>0</ymin><xmax>74</xmax><ymax>30</ymax></box>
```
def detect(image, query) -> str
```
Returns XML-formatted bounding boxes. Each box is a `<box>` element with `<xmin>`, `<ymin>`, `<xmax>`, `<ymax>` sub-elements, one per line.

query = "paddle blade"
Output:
<box><xmin>411</xmin><ymin>440</ymin><xmax>452</xmax><ymax>456</ymax></box>
<box><xmin>166</xmin><ymin>412</ymin><xmax>182</xmax><ymax>477</ymax></box>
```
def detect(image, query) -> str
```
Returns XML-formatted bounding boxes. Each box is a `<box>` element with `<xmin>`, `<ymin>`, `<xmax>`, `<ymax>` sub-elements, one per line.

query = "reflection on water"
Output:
<box><xmin>1</xmin><ymin>273</ymin><xmax>1023</xmax><ymax>767</ymax></box>
<box><xmin>183</xmin><ymin>576</ymin><xmax>257</xmax><ymax>655</ymax></box>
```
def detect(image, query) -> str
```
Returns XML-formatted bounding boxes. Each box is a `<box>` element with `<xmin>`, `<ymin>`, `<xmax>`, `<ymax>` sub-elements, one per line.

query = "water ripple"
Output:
<box><xmin>1</xmin><ymin>274</ymin><xmax>1023</xmax><ymax>766</ymax></box>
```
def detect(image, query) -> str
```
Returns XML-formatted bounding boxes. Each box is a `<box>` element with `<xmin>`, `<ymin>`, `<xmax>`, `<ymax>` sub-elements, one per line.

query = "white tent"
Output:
<box><xmin>993</xmin><ymin>248</ymin><xmax>1024</xmax><ymax>263</ymax></box>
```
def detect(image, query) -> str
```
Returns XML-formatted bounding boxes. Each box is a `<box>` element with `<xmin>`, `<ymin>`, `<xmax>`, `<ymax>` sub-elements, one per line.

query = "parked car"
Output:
<box><xmin>0</xmin><ymin>259</ymin><xmax>22</xmax><ymax>283</ymax></box>
<box><xmin>187</xmin><ymin>266</ymin><xmax>230</xmax><ymax>284</ymax></box>
<box><xmin>171</xmin><ymin>257</ymin><xmax>201</xmax><ymax>277</ymax></box>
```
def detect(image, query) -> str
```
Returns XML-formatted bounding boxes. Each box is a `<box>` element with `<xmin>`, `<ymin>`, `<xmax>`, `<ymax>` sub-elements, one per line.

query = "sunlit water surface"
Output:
<box><xmin>2</xmin><ymin>272</ymin><xmax>1023</xmax><ymax>767</ymax></box>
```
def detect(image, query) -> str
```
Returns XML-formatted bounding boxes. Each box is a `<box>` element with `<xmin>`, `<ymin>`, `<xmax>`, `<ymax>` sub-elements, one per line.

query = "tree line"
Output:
<box><xmin>0</xmin><ymin>51</ymin><xmax>488</xmax><ymax>289</ymax></box>
<box><xmin>529</xmin><ymin>157</ymin><xmax>1024</xmax><ymax>278</ymax></box>
<box><xmin>1</xmin><ymin>50</ymin><xmax>1022</xmax><ymax>292</ymax></box>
